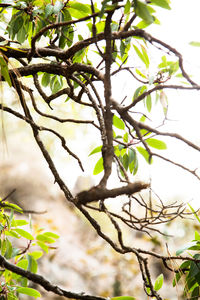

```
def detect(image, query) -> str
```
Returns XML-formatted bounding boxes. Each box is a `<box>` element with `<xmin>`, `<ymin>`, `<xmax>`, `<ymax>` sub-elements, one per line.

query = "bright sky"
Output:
<box><xmin>143</xmin><ymin>0</ymin><xmax>200</xmax><ymax>206</ymax></box>
<box><xmin>61</xmin><ymin>1</ymin><xmax>200</xmax><ymax>206</ymax></box>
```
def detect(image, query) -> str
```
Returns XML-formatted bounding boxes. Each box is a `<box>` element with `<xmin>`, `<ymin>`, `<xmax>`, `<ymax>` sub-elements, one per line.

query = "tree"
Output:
<box><xmin>1</xmin><ymin>0</ymin><xmax>200</xmax><ymax>299</ymax></box>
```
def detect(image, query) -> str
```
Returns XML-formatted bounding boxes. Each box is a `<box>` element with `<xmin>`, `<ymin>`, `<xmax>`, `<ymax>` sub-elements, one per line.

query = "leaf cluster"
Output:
<box><xmin>0</xmin><ymin>197</ymin><xmax>59</xmax><ymax>299</ymax></box>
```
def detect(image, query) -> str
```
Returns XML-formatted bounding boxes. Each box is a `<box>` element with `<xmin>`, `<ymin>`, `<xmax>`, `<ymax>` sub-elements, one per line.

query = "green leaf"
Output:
<box><xmin>53</xmin><ymin>1</ymin><xmax>64</xmax><ymax>14</ymax></box>
<box><xmin>50</xmin><ymin>75</ymin><xmax>63</xmax><ymax>93</ymax></box>
<box><xmin>123</xmin><ymin>132</ymin><xmax>128</xmax><ymax>143</ymax></box>
<box><xmin>188</xmin><ymin>204</ymin><xmax>200</xmax><ymax>224</ymax></box>
<box><xmin>195</xmin><ymin>231</ymin><xmax>200</xmax><ymax>241</ymax></box>
<box><xmin>133</xmin><ymin>44</ymin><xmax>149</xmax><ymax>68</ymax></box>
<box><xmin>14</xmin><ymin>228</ymin><xmax>34</xmax><ymax>240</ymax></box>
<box><xmin>113</xmin><ymin>115</ymin><xmax>125</xmax><ymax>130</ymax></box>
<box><xmin>27</xmin><ymin>254</ymin><xmax>38</xmax><ymax>273</ymax></box>
<box><xmin>146</xmin><ymin>138</ymin><xmax>167</xmax><ymax>150</ymax></box>
<box><xmin>37</xmin><ymin>241</ymin><xmax>49</xmax><ymax>253</ymax></box>
<box><xmin>16</xmin><ymin>259</ymin><xmax>28</xmax><ymax>270</ymax></box>
<box><xmin>4</xmin><ymin>202</ymin><xmax>23</xmax><ymax>212</ymax></box>
<box><xmin>12</xmin><ymin>219</ymin><xmax>29</xmax><ymax>227</ymax></box>
<box><xmin>133</xmin><ymin>85</ymin><xmax>147</xmax><ymax>100</ymax></box>
<box><xmin>36</xmin><ymin>233</ymin><xmax>55</xmax><ymax>243</ymax></box>
<box><xmin>45</xmin><ymin>4</ymin><xmax>54</xmax><ymax>18</ymax></box>
<box><xmin>154</xmin><ymin>273</ymin><xmax>163</xmax><ymax>291</ymax></box>
<box><xmin>189</xmin><ymin>41</ymin><xmax>200</xmax><ymax>47</ymax></box>
<box><xmin>150</xmin><ymin>0</ymin><xmax>171</xmax><ymax>9</ymax></box>
<box><xmin>124</xmin><ymin>0</ymin><xmax>131</xmax><ymax>14</ymax></box>
<box><xmin>128</xmin><ymin>148</ymin><xmax>138</xmax><ymax>175</ymax></box>
<box><xmin>89</xmin><ymin>146</ymin><xmax>102</xmax><ymax>156</ymax></box>
<box><xmin>135</xmin><ymin>1</ymin><xmax>154</xmax><ymax>24</ymax></box>
<box><xmin>44</xmin><ymin>232</ymin><xmax>59</xmax><ymax>239</ymax></box>
<box><xmin>69</xmin><ymin>2</ymin><xmax>90</xmax><ymax>18</ymax></box>
<box><xmin>93</xmin><ymin>157</ymin><xmax>104</xmax><ymax>175</ymax></box>
<box><xmin>12</xmin><ymin>16</ymin><xmax>24</xmax><ymax>35</ymax></box>
<box><xmin>17</xmin><ymin>26</ymin><xmax>27</xmax><ymax>44</ymax></box>
<box><xmin>122</xmin><ymin>153</ymin><xmax>129</xmax><ymax>170</ymax></box>
<box><xmin>189</xmin><ymin>261</ymin><xmax>200</xmax><ymax>278</ymax></box>
<box><xmin>29</xmin><ymin>251</ymin><xmax>43</xmax><ymax>260</ymax></box>
<box><xmin>146</xmin><ymin>94</ymin><xmax>151</xmax><ymax>112</ymax></box>
<box><xmin>7</xmin><ymin>293</ymin><xmax>18</xmax><ymax>300</ymax></box>
<box><xmin>5</xmin><ymin>238</ymin><xmax>13</xmax><ymax>259</ymax></box>
<box><xmin>17</xmin><ymin>287</ymin><xmax>41</xmax><ymax>298</ymax></box>
<box><xmin>111</xmin><ymin>297</ymin><xmax>136</xmax><ymax>300</ymax></box>
<box><xmin>141</xmin><ymin>45</ymin><xmax>150</xmax><ymax>68</ymax></box>
<box><xmin>5</xmin><ymin>230</ymin><xmax>20</xmax><ymax>238</ymax></box>
<box><xmin>0</xmin><ymin>56</ymin><xmax>12</xmax><ymax>87</ymax></box>
<box><xmin>41</xmin><ymin>72</ymin><xmax>51</xmax><ymax>87</ymax></box>
<box><xmin>176</xmin><ymin>241</ymin><xmax>197</xmax><ymax>255</ymax></box>
<box><xmin>137</xmin><ymin>146</ymin><xmax>152</xmax><ymax>164</ymax></box>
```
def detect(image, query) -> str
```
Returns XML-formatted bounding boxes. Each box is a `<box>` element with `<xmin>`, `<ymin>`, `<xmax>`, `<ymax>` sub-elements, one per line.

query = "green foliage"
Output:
<box><xmin>0</xmin><ymin>196</ymin><xmax>59</xmax><ymax>299</ymax></box>
<box><xmin>0</xmin><ymin>55</ymin><xmax>12</xmax><ymax>87</ymax></box>
<box><xmin>154</xmin><ymin>273</ymin><xmax>164</xmax><ymax>291</ymax></box>
<box><xmin>173</xmin><ymin>207</ymin><xmax>200</xmax><ymax>299</ymax></box>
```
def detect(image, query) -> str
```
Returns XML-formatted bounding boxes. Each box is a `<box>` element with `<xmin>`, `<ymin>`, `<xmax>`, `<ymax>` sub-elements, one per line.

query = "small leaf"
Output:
<box><xmin>27</xmin><ymin>254</ymin><xmax>38</xmax><ymax>273</ymax></box>
<box><xmin>0</xmin><ymin>56</ymin><xmax>12</xmax><ymax>87</ymax></box>
<box><xmin>124</xmin><ymin>0</ymin><xmax>131</xmax><ymax>14</ymax></box>
<box><xmin>12</xmin><ymin>16</ymin><xmax>24</xmax><ymax>35</ymax></box>
<box><xmin>135</xmin><ymin>1</ymin><xmax>154</xmax><ymax>24</ymax></box>
<box><xmin>188</xmin><ymin>204</ymin><xmax>200</xmax><ymax>224</ymax></box>
<box><xmin>154</xmin><ymin>273</ymin><xmax>163</xmax><ymax>291</ymax></box>
<box><xmin>150</xmin><ymin>0</ymin><xmax>171</xmax><ymax>10</ymax></box>
<box><xmin>93</xmin><ymin>157</ymin><xmax>104</xmax><ymax>175</ymax></box>
<box><xmin>37</xmin><ymin>241</ymin><xmax>49</xmax><ymax>253</ymax></box>
<box><xmin>14</xmin><ymin>228</ymin><xmax>34</xmax><ymax>240</ymax></box>
<box><xmin>16</xmin><ymin>259</ymin><xmax>28</xmax><ymax>270</ymax></box>
<box><xmin>45</xmin><ymin>4</ymin><xmax>54</xmax><ymax>18</ymax></box>
<box><xmin>123</xmin><ymin>132</ymin><xmax>128</xmax><ymax>143</ymax></box>
<box><xmin>137</xmin><ymin>146</ymin><xmax>152</xmax><ymax>164</ymax></box>
<box><xmin>53</xmin><ymin>1</ymin><xmax>64</xmax><ymax>14</ymax></box>
<box><xmin>12</xmin><ymin>219</ymin><xmax>29</xmax><ymax>227</ymax></box>
<box><xmin>133</xmin><ymin>44</ymin><xmax>148</xmax><ymax>68</ymax></box>
<box><xmin>17</xmin><ymin>287</ymin><xmax>41</xmax><ymax>298</ymax></box>
<box><xmin>41</xmin><ymin>72</ymin><xmax>50</xmax><ymax>87</ymax></box>
<box><xmin>111</xmin><ymin>297</ymin><xmax>136</xmax><ymax>300</ymax></box>
<box><xmin>176</xmin><ymin>241</ymin><xmax>197</xmax><ymax>256</ymax></box>
<box><xmin>44</xmin><ymin>232</ymin><xmax>59</xmax><ymax>239</ymax></box>
<box><xmin>122</xmin><ymin>153</ymin><xmax>129</xmax><ymax>170</ymax></box>
<box><xmin>36</xmin><ymin>233</ymin><xmax>55</xmax><ymax>243</ymax></box>
<box><xmin>189</xmin><ymin>41</ymin><xmax>200</xmax><ymax>47</ymax></box>
<box><xmin>69</xmin><ymin>2</ymin><xmax>90</xmax><ymax>18</ymax></box>
<box><xmin>146</xmin><ymin>138</ymin><xmax>167</xmax><ymax>150</ymax></box>
<box><xmin>133</xmin><ymin>85</ymin><xmax>147</xmax><ymax>100</ymax></box>
<box><xmin>29</xmin><ymin>251</ymin><xmax>43</xmax><ymax>260</ymax></box>
<box><xmin>113</xmin><ymin>115</ymin><xmax>125</xmax><ymax>130</ymax></box>
<box><xmin>7</xmin><ymin>292</ymin><xmax>18</xmax><ymax>300</ymax></box>
<box><xmin>89</xmin><ymin>146</ymin><xmax>102</xmax><ymax>156</ymax></box>
<box><xmin>146</xmin><ymin>94</ymin><xmax>151</xmax><ymax>112</ymax></box>
<box><xmin>195</xmin><ymin>231</ymin><xmax>200</xmax><ymax>241</ymax></box>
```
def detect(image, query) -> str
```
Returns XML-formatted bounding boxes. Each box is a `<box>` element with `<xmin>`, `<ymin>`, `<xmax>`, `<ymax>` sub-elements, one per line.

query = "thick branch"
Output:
<box><xmin>100</xmin><ymin>12</ymin><xmax>114</xmax><ymax>187</ymax></box>
<box><xmin>76</xmin><ymin>181</ymin><xmax>149</xmax><ymax>205</ymax></box>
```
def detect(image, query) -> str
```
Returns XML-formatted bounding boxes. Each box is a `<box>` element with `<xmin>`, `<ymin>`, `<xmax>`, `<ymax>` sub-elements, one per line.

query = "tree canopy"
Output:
<box><xmin>1</xmin><ymin>0</ymin><xmax>200</xmax><ymax>299</ymax></box>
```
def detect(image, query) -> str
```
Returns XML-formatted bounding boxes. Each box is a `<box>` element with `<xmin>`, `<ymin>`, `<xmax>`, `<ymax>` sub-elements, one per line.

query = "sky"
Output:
<box><xmin>142</xmin><ymin>0</ymin><xmax>200</xmax><ymax>206</ymax></box>
<box><xmin>58</xmin><ymin>0</ymin><xmax>200</xmax><ymax>206</ymax></box>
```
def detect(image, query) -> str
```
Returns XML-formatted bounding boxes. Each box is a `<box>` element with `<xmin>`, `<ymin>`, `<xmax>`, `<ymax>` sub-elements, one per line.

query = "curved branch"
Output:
<box><xmin>0</xmin><ymin>255</ymin><xmax>106</xmax><ymax>300</ymax></box>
